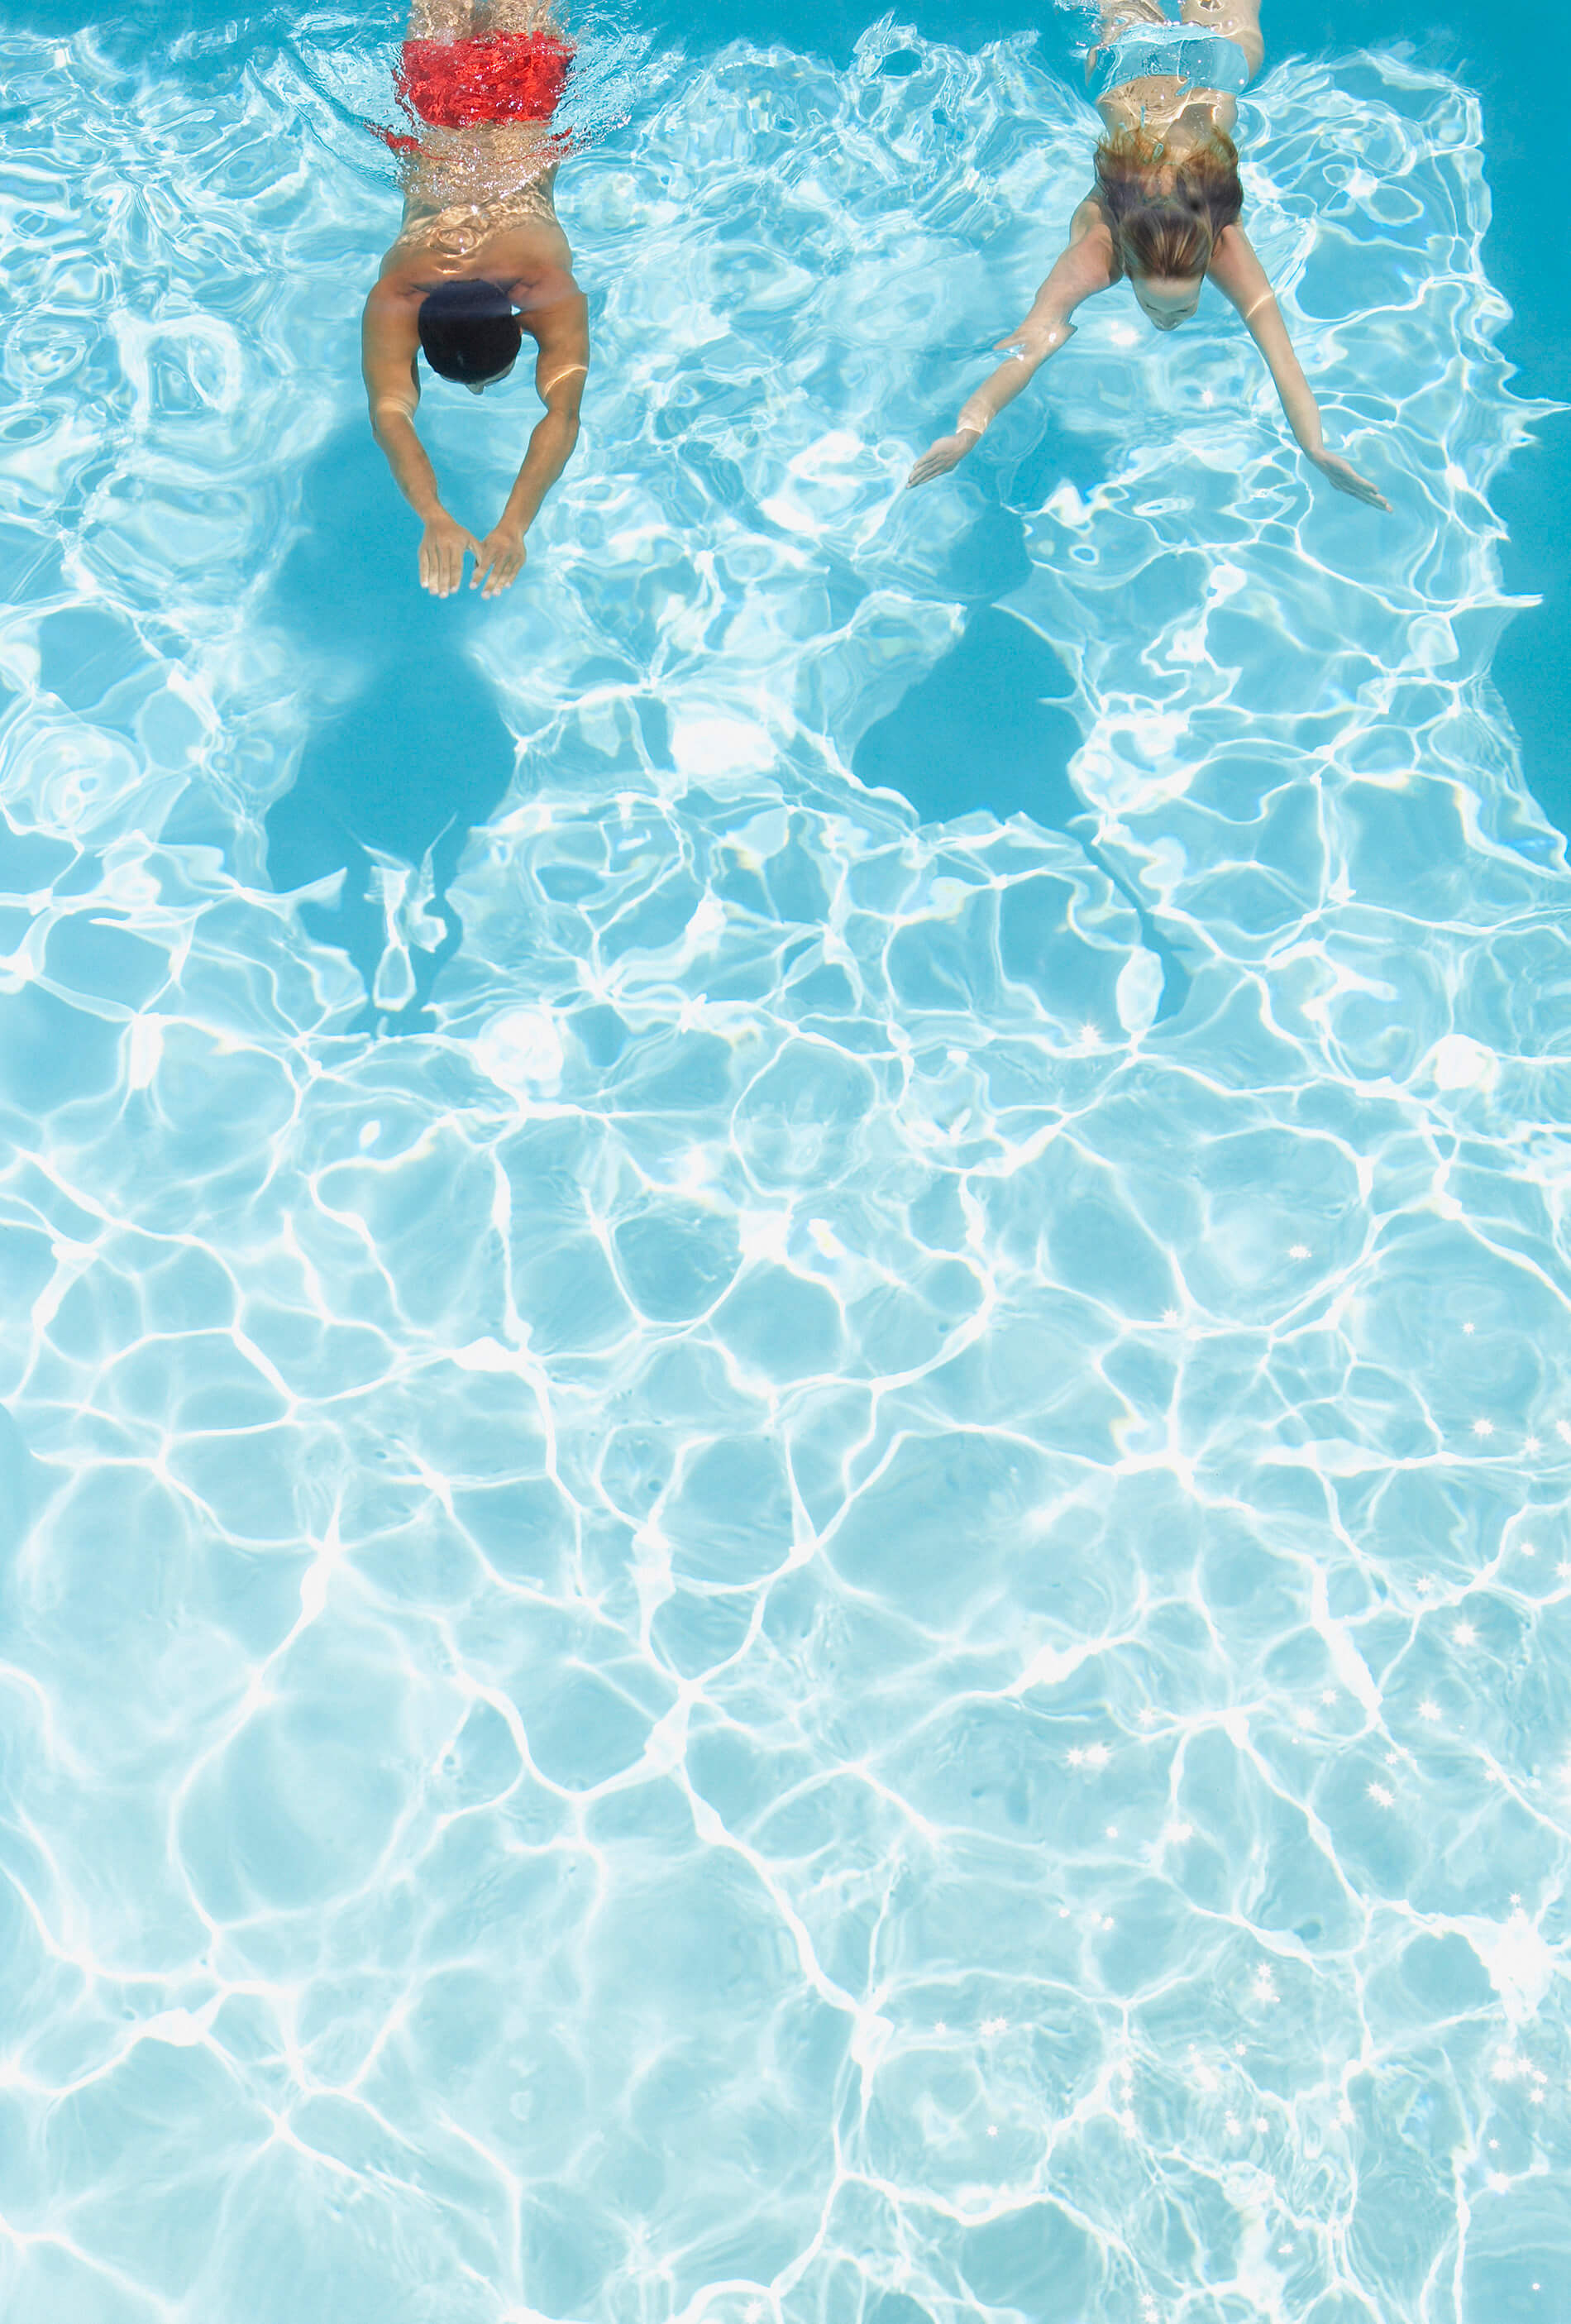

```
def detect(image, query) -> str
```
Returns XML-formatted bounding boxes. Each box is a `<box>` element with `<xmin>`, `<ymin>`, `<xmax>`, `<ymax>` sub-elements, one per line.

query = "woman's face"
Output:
<box><xmin>1133</xmin><ymin>274</ymin><xmax>1203</xmax><ymax>331</ymax></box>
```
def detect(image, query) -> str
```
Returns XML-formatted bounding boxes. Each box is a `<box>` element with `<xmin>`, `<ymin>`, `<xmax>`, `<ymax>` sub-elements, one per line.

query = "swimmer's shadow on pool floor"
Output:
<box><xmin>205</xmin><ymin>433</ymin><xmax>1188</xmax><ymax>1036</ymax></box>
<box><xmin>853</xmin><ymin>604</ymin><xmax>1192</xmax><ymax>1026</ymax></box>
<box><xmin>252</xmin><ymin>428</ymin><xmax>518</xmax><ymax>1036</ymax></box>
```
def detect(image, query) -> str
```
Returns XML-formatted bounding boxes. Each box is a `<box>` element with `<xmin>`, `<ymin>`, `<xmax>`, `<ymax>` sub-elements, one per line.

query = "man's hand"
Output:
<box><xmin>474</xmin><ymin>523</ymin><xmax>528</xmax><ymax>598</ymax></box>
<box><xmin>419</xmin><ymin>512</ymin><xmax>480</xmax><ymax>598</ymax></box>
<box><xmin>906</xmin><ymin>428</ymin><xmax>982</xmax><ymax>491</ymax></box>
<box><xmin>1311</xmin><ymin>450</ymin><xmax>1391</xmax><ymax>511</ymax></box>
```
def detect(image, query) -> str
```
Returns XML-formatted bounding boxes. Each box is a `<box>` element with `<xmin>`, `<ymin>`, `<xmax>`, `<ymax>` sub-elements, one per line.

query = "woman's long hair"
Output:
<box><xmin>1093</xmin><ymin>125</ymin><xmax>1244</xmax><ymax>280</ymax></box>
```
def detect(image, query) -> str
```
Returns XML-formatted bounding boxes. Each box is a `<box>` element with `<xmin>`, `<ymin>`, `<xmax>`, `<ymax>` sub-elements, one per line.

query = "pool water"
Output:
<box><xmin>1</xmin><ymin>5</ymin><xmax>1569</xmax><ymax>2322</ymax></box>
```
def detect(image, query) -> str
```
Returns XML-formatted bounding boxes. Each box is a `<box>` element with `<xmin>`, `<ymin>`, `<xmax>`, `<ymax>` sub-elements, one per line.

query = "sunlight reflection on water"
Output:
<box><xmin>0</xmin><ymin>11</ymin><xmax>1568</xmax><ymax>2323</ymax></box>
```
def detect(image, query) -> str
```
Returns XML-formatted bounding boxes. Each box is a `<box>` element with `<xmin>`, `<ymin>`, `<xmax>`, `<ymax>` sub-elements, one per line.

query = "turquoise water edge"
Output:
<box><xmin>2</xmin><ymin>4</ymin><xmax>1569</xmax><ymax>2322</ymax></box>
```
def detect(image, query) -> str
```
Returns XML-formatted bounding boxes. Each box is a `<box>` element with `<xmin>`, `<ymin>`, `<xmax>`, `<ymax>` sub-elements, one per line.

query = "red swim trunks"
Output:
<box><xmin>395</xmin><ymin>31</ymin><xmax>574</xmax><ymax>130</ymax></box>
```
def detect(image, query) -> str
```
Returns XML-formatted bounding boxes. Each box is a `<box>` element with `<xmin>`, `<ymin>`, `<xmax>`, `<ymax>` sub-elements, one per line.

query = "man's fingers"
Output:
<box><xmin>446</xmin><ymin>538</ymin><xmax>477</xmax><ymax>597</ymax></box>
<box><xmin>469</xmin><ymin>533</ymin><xmax>525</xmax><ymax>597</ymax></box>
<box><xmin>481</xmin><ymin>552</ymin><xmax>523</xmax><ymax>599</ymax></box>
<box><xmin>471</xmin><ymin>537</ymin><xmax>508</xmax><ymax>591</ymax></box>
<box><xmin>420</xmin><ymin>522</ymin><xmax>480</xmax><ymax>596</ymax></box>
<box><xmin>428</xmin><ymin>533</ymin><xmax>473</xmax><ymax>598</ymax></box>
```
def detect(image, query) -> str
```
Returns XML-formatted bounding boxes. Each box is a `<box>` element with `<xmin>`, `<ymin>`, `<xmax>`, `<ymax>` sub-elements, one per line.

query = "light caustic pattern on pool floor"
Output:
<box><xmin>1</xmin><ymin>10</ymin><xmax>1569</xmax><ymax>2323</ymax></box>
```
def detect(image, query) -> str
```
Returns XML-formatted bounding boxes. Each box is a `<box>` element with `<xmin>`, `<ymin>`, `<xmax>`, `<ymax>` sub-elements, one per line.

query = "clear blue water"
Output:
<box><xmin>2</xmin><ymin>5</ymin><xmax>1569</xmax><ymax>2322</ymax></box>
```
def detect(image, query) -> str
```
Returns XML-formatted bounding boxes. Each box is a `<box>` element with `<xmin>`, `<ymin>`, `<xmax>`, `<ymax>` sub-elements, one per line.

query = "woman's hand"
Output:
<box><xmin>474</xmin><ymin>523</ymin><xmax>528</xmax><ymax>598</ymax></box>
<box><xmin>418</xmin><ymin>512</ymin><xmax>480</xmax><ymax>597</ymax></box>
<box><xmin>906</xmin><ymin>427</ymin><xmax>982</xmax><ymax>490</ymax></box>
<box><xmin>1311</xmin><ymin>449</ymin><xmax>1391</xmax><ymax>511</ymax></box>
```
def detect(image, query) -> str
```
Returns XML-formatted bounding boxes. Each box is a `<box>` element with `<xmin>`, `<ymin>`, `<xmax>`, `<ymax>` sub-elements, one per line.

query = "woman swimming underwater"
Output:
<box><xmin>908</xmin><ymin>0</ymin><xmax>1388</xmax><ymax>509</ymax></box>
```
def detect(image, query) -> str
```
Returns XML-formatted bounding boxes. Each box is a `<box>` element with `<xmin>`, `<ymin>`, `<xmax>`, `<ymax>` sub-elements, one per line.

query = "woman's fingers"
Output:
<box><xmin>1338</xmin><ymin>465</ymin><xmax>1389</xmax><ymax>511</ymax></box>
<box><xmin>906</xmin><ymin>434</ymin><xmax>972</xmax><ymax>490</ymax></box>
<box><xmin>1317</xmin><ymin>453</ymin><xmax>1390</xmax><ymax>512</ymax></box>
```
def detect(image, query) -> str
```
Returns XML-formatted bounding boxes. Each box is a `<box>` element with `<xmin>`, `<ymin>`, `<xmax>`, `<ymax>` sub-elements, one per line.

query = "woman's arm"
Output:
<box><xmin>1210</xmin><ymin>226</ymin><xmax>1390</xmax><ymax>509</ymax></box>
<box><xmin>907</xmin><ymin>208</ymin><xmax>1115</xmax><ymax>490</ymax></box>
<box><xmin>361</xmin><ymin>285</ymin><xmax>480</xmax><ymax>595</ymax></box>
<box><xmin>473</xmin><ymin>287</ymin><xmax>590</xmax><ymax>596</ymax></box>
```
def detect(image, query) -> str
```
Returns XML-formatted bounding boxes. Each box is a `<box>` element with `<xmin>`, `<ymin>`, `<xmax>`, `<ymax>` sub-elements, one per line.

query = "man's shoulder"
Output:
<box><xmin>513</xmin><ymin>262</ymin><xmax>587</xmax><ymax>327</ymax></box>
<box><xmin>365</xmin><ymin>261</ymin><xmax>423</xmax><ymax>313</ymax></box>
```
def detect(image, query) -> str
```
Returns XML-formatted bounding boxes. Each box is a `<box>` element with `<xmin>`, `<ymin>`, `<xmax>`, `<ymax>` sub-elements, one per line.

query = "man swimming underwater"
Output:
<box><xmin>361</xmin><ymin>0</ymin><xmax>590</xmax><ymax>595</ymax></box>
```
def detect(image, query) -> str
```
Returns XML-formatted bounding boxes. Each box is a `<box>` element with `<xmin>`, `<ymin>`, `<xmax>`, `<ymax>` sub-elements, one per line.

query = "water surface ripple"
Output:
<box><xmin>0</xmin><ymin>14</ymin><xmax>1569</xmax><ymax>2324</ymax></box>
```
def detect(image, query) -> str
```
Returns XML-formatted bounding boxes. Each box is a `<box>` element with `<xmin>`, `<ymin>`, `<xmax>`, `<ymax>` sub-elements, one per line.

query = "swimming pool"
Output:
<box><xmin>1</xmin><ymin>3</ymin><xmax>1569</xmax><ymax>2321</ymax></box>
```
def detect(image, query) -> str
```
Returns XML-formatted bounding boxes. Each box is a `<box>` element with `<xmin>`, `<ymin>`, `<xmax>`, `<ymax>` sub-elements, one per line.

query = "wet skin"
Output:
<box><xmin>1134</xmin><ymin>273</ymin><xmax>1202</xmax><ymax>330</ymax></box>
<box><xmin>905</xmin><ymin>1</ymin><xmax>1389</xmax><ymax>509</ymax></box>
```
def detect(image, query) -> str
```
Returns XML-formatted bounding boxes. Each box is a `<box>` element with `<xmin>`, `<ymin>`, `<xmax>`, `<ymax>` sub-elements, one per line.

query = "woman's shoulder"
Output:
<box><xmin>1205</xmin><ymin>220</ymin><xmax>1264</xmax><ymax>301</ymax></box>
<box><xmin>1069</xmin><ymin>190</ymin><xmax>1121</xmax><ymax>280</ymax></box>
<box><xmin>1069</xmin><ymin>189</ymin><xmax>1113</xmax><ymax>243</ymax></box>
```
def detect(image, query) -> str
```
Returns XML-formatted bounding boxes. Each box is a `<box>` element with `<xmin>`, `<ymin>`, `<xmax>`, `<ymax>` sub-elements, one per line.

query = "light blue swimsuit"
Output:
<box><xmin>1090</xmin><ymin>2</ymin><xmax>1253</xmax><ymax>100</ymax></box>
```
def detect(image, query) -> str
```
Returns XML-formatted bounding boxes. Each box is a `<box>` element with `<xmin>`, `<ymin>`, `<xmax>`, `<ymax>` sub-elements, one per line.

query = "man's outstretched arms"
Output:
<box><xmin>362</xmin><ymin>285</ymin><xmax>480</xmax><ymax>596</ymax></box>
<box><xmin>473</xmin><ymin>286</ymin><xmax>590</xmax><ymax>599</ymax></box>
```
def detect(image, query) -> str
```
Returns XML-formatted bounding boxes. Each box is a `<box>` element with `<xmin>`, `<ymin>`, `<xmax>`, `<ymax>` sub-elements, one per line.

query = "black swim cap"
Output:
<box><xmin>418</xmin><ymin>279</ymin><xmax>523</xmax><ymax>385</ymax></box>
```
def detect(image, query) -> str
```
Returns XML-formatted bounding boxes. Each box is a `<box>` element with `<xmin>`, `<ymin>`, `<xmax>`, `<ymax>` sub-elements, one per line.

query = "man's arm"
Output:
<box><xmin>907</xmin><ymin>209</ymin><xmax>1114</xmax><ymax>490</ymax></box>
<box><xmin>1210</xmin><ymin>226</ymin><xmax>1390</xmax><ymax>509</ymax></box>
<box><xmin>472</xmin><ymin>288</ymin><xmax>590</xmax><ymax>597</ymax></box>
<box><xmin>361</xmin><ymin>286</ymin><xmax>480</xmax><ymax>595</ymax></box>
